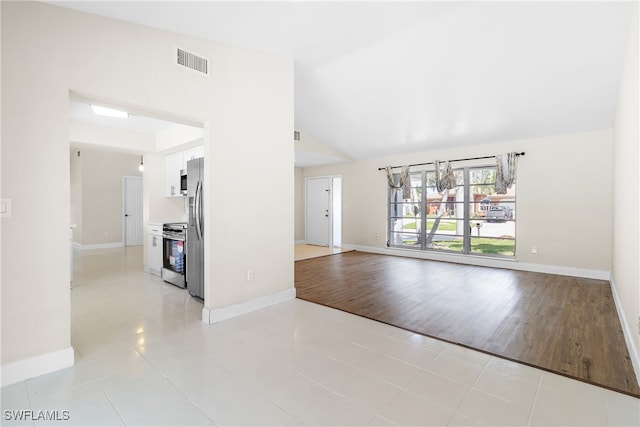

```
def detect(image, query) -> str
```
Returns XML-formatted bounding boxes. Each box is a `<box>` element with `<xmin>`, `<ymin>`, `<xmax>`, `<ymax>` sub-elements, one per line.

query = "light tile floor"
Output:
<box><xmin>1</xmin><ymin>247</ymin><xmax>638</xmax><ymax>426</ymax></box>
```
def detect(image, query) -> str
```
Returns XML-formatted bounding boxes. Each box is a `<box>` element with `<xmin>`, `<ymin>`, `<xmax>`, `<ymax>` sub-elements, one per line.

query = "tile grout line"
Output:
<box><xmin>177</xmin><ymin>345</ymin><xmax>302</xmax><ymax>425</ymax></box>
<box><xmin>99</xmin><ymin>383</ymin><xmax>131</xmax><ymax>427</ymax></box>
<box><xmin>445</xmin><ymin>355</ymin><xmax>492</xmax><ymax>426</ymax></box>
<box><xmin>525</xmin><ymin>372</ymin><xmax>544</xmax><ymax>427</ymax></box>
<box><xmin>135</xmin><ymin>347</ymin><xmax>218</xmax><ymax>426</ymax></box>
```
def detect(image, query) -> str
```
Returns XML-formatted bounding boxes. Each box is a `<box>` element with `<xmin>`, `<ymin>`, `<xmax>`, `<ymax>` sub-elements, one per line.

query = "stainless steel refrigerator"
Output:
<box><xmin>186</xmin><ymin>157</ymin><xmax>204</xmax><ymax>299</ymax></box>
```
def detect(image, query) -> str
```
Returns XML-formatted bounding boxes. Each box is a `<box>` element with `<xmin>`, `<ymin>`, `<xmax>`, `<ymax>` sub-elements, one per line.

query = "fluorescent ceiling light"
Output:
<box><xmin>90</xmin><ymin>104</ymin><xmax>129</xmax><ymax>118</ymax></box>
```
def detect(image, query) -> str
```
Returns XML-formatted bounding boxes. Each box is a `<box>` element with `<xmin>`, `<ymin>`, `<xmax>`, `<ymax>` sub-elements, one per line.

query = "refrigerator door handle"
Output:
<box><xmin>195</xmin><ymin>180</ymin><xmax>202</xmax><ymax>240</ymax></box>
<box><xmin>198</xmin><ymin>180</ymin><xmax>204</xmax><ymax>237</ymax></box>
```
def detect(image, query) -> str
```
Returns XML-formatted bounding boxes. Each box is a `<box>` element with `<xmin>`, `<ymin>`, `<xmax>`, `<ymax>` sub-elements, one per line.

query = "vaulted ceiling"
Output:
<box><xmin>51</xmin><ymin>1</ymin><xmax>633</xmax><ymax>161</ymax></box>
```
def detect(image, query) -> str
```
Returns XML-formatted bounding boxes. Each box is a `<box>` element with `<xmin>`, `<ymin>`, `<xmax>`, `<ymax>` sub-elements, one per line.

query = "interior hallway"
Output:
<box><xmin>0</xmin><ymin>247</ymin><xmax>637</xmax><ymax>426</ymax></box>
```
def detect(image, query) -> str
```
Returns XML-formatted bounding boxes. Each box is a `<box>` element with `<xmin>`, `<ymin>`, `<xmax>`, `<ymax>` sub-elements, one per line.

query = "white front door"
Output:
<box><xmin>306</xmin><ymin>177</ymin><xmax>331</xmax><ymax>246</ymax></box>
<box><xmin>123</xmin><ymin>176</ymin><xmax>143</xmax><ymax>246</ymax></box>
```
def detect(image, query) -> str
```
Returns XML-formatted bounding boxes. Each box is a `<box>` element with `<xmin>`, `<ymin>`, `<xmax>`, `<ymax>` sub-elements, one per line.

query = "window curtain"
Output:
<box><xmin>434</xmin><ymin>161</ymin><xmax>456</xmax><ymax>193</ymax></box>
<box><xmin>385</xmin><ymin>165</ymin><xmax>411</xmax><ymax>199</ymax></box>
<box><xmin>495</xmin><ymin>152</ymin><xmax>518</xmax><ymax>194</ymax></box>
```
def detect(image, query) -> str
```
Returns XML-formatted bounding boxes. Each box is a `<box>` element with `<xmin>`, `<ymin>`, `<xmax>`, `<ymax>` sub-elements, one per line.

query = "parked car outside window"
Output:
<box><xmin>486</xmin><ymin>205</ymin><xmax>513</xmax><ymax>222</ymax></box>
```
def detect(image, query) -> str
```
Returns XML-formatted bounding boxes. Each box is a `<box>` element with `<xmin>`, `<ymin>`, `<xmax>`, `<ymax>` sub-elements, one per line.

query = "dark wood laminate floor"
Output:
<box><xmin>295</xmin><ymin>251</ymin><xmax>640</xmax><ymax>397</ymax></box>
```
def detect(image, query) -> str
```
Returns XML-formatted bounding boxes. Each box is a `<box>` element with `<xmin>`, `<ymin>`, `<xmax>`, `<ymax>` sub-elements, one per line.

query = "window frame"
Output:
<box><xmin>387</xmin><ymin>165</ymin><xmax>516</xmax><ymax>259</ymax></box>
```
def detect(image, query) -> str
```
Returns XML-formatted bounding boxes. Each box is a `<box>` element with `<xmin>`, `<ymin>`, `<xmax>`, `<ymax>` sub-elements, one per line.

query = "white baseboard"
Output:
<box><xmin>1</xmin><ymin>347</ymin><xmax>74</xmax><ymax>387</ymax></box>
<box><xmin>73</xmin><ymin>242</ymin><xmax>124</xmax><ymax>251</ymax></box>
<box><xmin>609</xmin><ymin>274</ymin><xmax>640</xmax><ymax>388</ymax></box>
<box><xmin>294</xmin><ymin>240</ymin><xmax>306</xmax><ymax>245</ymax></box>
<box><xmin>342</xmin><ymin>244</ymin><xmax>611</xmax><ymax>281</ymax></box>
<box><xmin>202</xmin><ymin>287</ymin><xmax>296</xmax><ymax>324</ymax></box>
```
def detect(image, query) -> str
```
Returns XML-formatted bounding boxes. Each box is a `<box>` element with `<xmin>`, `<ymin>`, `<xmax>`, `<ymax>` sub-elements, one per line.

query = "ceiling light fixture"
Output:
<box><xmin>90</xmin><ymin>104</ymin><xmax>129</xmax><ymax>118</ymax></box>
<box><xmin>138</xmin><ymin>155</ymin><xmax>144</xmax><ymax>172</ymax></box>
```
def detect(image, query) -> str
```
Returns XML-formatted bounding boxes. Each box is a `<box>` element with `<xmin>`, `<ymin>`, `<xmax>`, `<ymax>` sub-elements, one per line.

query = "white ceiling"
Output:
<box><xmin>52</xmin><ymin>1</ymin><xmax>632</xmax><ymax>161</ymax></box>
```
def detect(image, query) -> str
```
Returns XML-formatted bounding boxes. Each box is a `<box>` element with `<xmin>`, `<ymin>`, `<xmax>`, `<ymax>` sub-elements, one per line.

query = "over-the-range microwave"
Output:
<box><xmin>180</xmin><ymin>170</ymin><xmax>187</xmax><ymax>195</ymax></box>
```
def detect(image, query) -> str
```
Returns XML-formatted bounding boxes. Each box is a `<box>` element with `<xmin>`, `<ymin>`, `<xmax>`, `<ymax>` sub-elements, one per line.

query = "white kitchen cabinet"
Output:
<box><xmin>165</xmin><ymin>146</ymin><xmax>204</xmax><ymax>197</ymax></box>
<box><xmin>183</xmin><ymin>146</ymin><xmax>204</xmax><ymax>169</ymax></box>
<box><xmin>165</xmin><ymin>152</ymin><xmax>183</xmax><ymax>197</ymax></box>
<box><xmin>148</xmin><ymin>223</ymin><xmax>163</xmax><ymax>276</ymax></box>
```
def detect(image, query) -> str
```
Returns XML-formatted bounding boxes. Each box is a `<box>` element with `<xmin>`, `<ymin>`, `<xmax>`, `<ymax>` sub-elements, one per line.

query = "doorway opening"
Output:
<box><xmin>68</xmin><ymin>92</ymin><xmax>204</xmax><ymax>256</ymax></box>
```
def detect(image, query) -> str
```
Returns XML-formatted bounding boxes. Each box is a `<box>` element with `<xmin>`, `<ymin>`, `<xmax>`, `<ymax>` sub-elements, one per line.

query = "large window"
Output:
<box><xmin>388</xmin><ymin>166</ymin><xmax>516</xmax><ymax>257</ymax></box>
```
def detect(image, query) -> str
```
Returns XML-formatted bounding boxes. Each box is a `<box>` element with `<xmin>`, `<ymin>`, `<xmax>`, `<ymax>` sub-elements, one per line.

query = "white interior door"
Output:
<box><xmin>306</xmin><ymin>177</ymin><xmax>331</xmax><ymax>246</ymax></box>
<box><xmin>123</xmin><ymin>176</ymin><xmax>143</xmax><ymax>246</ymax></box>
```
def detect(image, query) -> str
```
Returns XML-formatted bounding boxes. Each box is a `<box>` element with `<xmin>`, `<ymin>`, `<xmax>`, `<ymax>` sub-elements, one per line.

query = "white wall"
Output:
<box><xmin>294</xmin><ymin>167</ymin><xmax>305</xmax><ymax>242</ymax></box>
<box><xmin>612</xmin><ymin>3</ymin><xmax>640</xmax><ymax>380</ymax></box>
<box><xmin>70</xmin><ymin>122</ymin><xmax>155</xmax><ymax>154</ymax></box>
<box><xmin>69</xmin><ymin>149</ymin><xmax>82</xmax><ymax>244</ymax></box>
<box><xmin>302</xmin><ymin>129</ymin><xmax>613</xmax><ymax>276</ymax></box>
<box><xmin>156</xmin><ymin>125</ymin><xmax>204</xmax><ymax>152</ymax></box>
<box><xmin>207</xmin><ymin>47</ymin><xmax>294</xmax><ymax>310</ymax></box>
<box><xmin>1</xmin><ymin>2</ymin><xmax>293</xmax><ymax>384</ymax></box>
<box><xmin>295</xmin><ymin>130</ymin><xmax>352</xmax><ymax>167</ymax></box>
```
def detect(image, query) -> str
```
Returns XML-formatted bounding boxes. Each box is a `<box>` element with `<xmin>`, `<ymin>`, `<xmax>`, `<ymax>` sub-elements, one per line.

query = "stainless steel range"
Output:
<box><xmin>162</xmin><ymin>222</ymin><xmax>187</xmax><ymax>288</ymax></box>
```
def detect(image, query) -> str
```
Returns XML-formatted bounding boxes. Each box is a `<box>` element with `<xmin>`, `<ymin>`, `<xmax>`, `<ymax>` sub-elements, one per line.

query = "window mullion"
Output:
<box><xmin>463</xmin><ymin>167</ymin><xmax>471</xmax><ymax>254</ymax></box>
<box><xmin>421</xmin><ymin>170</ymin><xmax>427</xmax><ymax>250</ymax></box>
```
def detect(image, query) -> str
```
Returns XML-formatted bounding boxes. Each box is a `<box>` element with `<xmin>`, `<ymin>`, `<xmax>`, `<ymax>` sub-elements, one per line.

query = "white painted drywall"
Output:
<box><xmin>70</xmin><ymin>121</ymin><xmax>155</xmax><ymax>154</ymax></box>
<box><xmin>69</xmin><ymin>149</ymin><xmax>83</xmax><ymax>245</ymax></box>
<box><xmin>294</xmin><ymin>167</ymin><xmax>305</xmax><ymax>242</ymax></box>
<box><xmin>612</xmin><ymin>3</ymin><xmax>640</xmax><ymax>377</ymax></box>
<box><xmin>302</xmin><ymin>129</ymin><xmax>613</xmax><ymax>272</ymax></box>
<box><xmin>1</xmin><ymin>2</ymin><xmax>293</xmax><ymax>382</ymax></box>
<box><xmin>207</xmin><ymin>44</ymin><xmax>294</xmax><ymax>308</ymax></box>
<box><xmin>295</xmin><ymin>130</ymin><xmax>352</xmax><ymax>167</ymax></box>
<box><xmin>155</xmin><ymin>125</ymin><xmax>204</xmax><ymax>152</ymax></box>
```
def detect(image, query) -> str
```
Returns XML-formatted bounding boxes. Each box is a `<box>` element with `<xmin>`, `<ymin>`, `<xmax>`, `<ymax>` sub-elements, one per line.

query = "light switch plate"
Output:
<box><xmin>1</xmin><ymin>198</ymin><xmax>12</xmax><ymax>217</ymax></box>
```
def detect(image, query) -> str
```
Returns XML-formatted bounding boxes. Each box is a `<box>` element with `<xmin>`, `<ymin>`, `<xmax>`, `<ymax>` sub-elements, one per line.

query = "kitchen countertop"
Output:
<box><xmin>149</xmin><ymin>220</ymin><xmax>186</xmax><ymax>226</ymax></box>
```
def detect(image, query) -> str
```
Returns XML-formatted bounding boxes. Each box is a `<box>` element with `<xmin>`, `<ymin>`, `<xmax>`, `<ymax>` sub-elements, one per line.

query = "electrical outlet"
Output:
<box><xmin>0</xmin><ymin>198</ymin><xmax>11</xmax><ymax>217</ymax></box>
<box><xmin>247</xmin><ymin>270</ymin><xmax>254</xmax><ymax>282</ymax></box>
<box><xmin>531</xmin><ymin>246</ymin><xmax>538</xmax><ymax>254</ymax></box>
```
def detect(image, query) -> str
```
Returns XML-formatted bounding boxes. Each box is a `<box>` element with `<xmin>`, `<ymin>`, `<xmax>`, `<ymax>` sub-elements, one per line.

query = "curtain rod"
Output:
<box><xmin>377</xmin><ymin>152</ymin><xmax>525</xmax><ymax>171</ymax></box>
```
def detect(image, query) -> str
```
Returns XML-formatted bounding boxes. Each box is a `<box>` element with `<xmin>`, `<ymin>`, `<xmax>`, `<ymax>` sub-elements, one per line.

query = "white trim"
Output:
<box><xmin>610</xmin><ymin>274</ymin><xmax>640</xmax><ymax>387</ymax></box>
<box><xmin>342</xmin><ymin>244</ymin><xmax>611</xmax><ymax>280</ymax></box>
<box><xmin>202</xmin><ymin>287</ymin><xmax>296</xmax><ymax>324</ymax></box>
<box><xmin>294</xmin><ymin>240</ymin><xmax>307</xmax><ymax>245</ymax></box>
<box><xmin>1</xmin><ymin>347</ymin><xmax>74</xmax><ymax>387</ymax></box>
<box><xmin>73</xmin><ymin>242</ymin><xmax>124</xmax><ymax>251</ymax></box>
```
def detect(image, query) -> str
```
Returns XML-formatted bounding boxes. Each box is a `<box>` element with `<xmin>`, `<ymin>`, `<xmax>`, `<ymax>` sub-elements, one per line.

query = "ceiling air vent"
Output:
<box><xmin>176</xmin><ymin>47</ymin><xmax>209</xmax><ymax>76</ymax></box>
<box><xmin>293</xmin><ymin>131</ymin><xmax>301</xmax><ymax>142</ymax></box>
